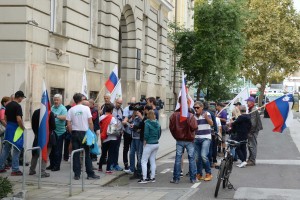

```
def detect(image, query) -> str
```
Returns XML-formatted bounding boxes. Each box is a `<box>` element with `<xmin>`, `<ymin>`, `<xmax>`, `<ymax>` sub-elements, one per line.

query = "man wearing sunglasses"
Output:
<box><xmin>193</xmin><ymin>101</ymin><xmax>213</xmax><ymax>181</ymax></box>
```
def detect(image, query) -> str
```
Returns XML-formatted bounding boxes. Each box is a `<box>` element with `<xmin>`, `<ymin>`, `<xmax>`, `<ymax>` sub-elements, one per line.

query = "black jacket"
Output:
<box><xmin>231</xmin><ymin>114</ymin><xmax>251</xmax><ymax>141</ymax></box>
<box><xmin>31</xmin><ymin>109</ymin><xmax>56</xmax><ymax>154</ymax></box>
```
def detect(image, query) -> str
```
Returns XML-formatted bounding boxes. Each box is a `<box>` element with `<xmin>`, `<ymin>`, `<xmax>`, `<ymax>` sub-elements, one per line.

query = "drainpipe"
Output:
<box><xmin>173</xmin><ymin>0</ymin><xmax>177</xmax><ymax>109</ymax></box>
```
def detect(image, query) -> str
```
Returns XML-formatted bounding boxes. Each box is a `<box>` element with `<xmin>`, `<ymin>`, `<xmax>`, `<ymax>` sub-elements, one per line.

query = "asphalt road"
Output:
<box><xmin>106</xmin><ymin>117</ymin><xmax>300</xmax><ymax>200</ymax></box>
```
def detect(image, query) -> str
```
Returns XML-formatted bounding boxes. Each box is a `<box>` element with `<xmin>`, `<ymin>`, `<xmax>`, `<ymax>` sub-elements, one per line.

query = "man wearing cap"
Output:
<box><xmin>0</xmin><ymin>91</ymin><xmax>26</xmax><ymax>175</ymax></box>
<box><xmin>245</xmin><ymin>96</ymin><xmax>263</xmax><ymax>166</ymax></box>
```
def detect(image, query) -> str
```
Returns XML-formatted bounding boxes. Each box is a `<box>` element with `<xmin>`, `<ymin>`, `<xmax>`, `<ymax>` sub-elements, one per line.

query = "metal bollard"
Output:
<box><xmin>69</xmin><ymin>148</ymin><xmax>85</xmax><ymax>196</ymax></box>
<box><xmin>22</xmin><ymin>147</ymin><xmax>41</xmax><ymax>190</ymax></box>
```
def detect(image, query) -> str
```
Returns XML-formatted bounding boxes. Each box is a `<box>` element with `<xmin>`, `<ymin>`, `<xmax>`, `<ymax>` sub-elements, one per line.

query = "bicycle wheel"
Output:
<box><xmin>214</xmin><ymin>160</ymin><xmax>226</xmax><ymax>198</ymax></box>
<box><xmin>223</xmin><ymin>157</ymin><xmax>233</xmax><ymax>189</ymax></box>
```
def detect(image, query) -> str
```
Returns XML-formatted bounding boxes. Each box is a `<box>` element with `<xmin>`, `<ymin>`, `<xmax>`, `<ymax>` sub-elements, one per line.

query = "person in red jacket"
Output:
<box><xmin>169</xmin><ymin>98</ymin><xmax>198</xmax><ymax>184</ymax></box>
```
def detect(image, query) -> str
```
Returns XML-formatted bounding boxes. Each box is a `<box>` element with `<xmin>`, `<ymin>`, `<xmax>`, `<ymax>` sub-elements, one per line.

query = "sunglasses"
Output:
<box><xmin>193</xmin><ymin>107</ymin><xmax>201</xmax><ymax>110</ymax></box>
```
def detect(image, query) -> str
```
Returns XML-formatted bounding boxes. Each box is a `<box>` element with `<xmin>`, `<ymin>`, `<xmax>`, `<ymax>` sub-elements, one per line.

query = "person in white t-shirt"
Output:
<box><xmin>66</xmin><ymin>93</ymin><xmax>100</xmax><ymax>180</ymax></box>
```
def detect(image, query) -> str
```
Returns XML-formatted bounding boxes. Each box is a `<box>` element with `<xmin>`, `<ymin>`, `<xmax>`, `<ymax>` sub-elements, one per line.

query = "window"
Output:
<box><xmin>89</xmin><ymin>91</ymin><xmax>99</xmax><ymax>100</ymax></box>
<box><xmin>50</xmin><ymin>87</ymin><xmax>64</xmax><ymax>105</ymax></box>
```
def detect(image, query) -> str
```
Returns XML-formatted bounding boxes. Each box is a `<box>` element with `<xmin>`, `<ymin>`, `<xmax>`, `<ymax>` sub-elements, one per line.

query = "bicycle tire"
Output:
<box><xmin>214</xmin><ymin>160</ymin><xmax>226</xmax><ymax>198</ymax></box>
<box><xmin>223</xmin><ymin>157</ymin><xmax>233</xmax><ymax>189</ymax></box>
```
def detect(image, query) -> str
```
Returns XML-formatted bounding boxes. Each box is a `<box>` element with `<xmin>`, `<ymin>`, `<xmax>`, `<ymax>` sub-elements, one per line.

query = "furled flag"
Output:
<box><xmin>110</xmin><ymin>79</ymin><xmax>122</xmax><ymax>103</ymax></box>
<box><xmin>81</xmin><ymin>68</ymin><xmax>88</xmax><ymax>99</ymax></box>
<box><xmin>175</xmin><ymin>77</ymin><xmax>194</xmax><ymax>111</ymax></box>
<box><xmin>105</xmin><ymin>65</ymin><xmax>119</xmax><ymax>93</ymax></box>
<box><xmin>265</xmin><ymin>93</ymin><xmax>294</xmax><ymax>133</ymax></box>
<box><xmin>228</xmin><ymin>87</ymin><xmax>249</xmax><ymax>115</ymax></box>
<box><xmin>38</xmin><ymin>81</ymin><xmax>51</xmax><ymax>161</ymax></box>
<box><xmin>180</xmin><ymin>72</ymin><xmax>188</xmax><ymax>122</ymax></box>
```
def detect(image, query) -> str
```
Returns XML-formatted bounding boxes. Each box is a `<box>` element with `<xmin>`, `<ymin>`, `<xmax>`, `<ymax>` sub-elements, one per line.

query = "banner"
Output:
<box><xmin>110</xmin><ymin>79</ymin><xmax>122</xmax><ymax>103</ymax></box>
<box><xmin>81</xmin><ymin>68</ymin><xmax>88</xmax><ymax>98</ymax></box>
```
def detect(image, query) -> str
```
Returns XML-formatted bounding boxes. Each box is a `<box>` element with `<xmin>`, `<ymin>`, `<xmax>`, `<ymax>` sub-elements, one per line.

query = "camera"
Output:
<box><xmin>156</xmin><ymin>98</ymin><xmax>164</xmax><ymax>110</ymax></box>
<box><xmin>129</xmin><ymin>102</ymin><xmax>147</xmax><ymax>111</ymax></box>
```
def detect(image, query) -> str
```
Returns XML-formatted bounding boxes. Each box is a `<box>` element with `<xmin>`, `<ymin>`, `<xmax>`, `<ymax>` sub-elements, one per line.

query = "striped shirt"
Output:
<box><xmin>194</xmin><ymin>112</ymin><xmax>212</xmax><ymax>139</ymax></box>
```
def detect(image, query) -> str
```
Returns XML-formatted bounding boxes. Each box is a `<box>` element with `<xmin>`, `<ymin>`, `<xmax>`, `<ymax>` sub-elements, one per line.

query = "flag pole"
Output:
<box><xmin>94</xmin><ymin>85</ymin><xmax>106</xmax><ymax>103</ymax></box>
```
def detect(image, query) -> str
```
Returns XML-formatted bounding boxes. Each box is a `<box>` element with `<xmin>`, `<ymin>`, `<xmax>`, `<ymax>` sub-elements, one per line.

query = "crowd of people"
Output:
<box><xmin>169</xmin><ymin>96</ymin><xmax>262</xmax><ymax>184</ymax></box>
<box><xmin>0</xmin><ymin>90</ymin><xmax>262</xmax><ymax>185</ymax></box>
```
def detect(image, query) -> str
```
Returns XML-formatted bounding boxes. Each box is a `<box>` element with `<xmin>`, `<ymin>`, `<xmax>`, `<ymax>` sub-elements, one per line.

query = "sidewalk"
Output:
<box><xmin>1</xmin><ymin>128</ymin><xmax>176</xmax><ymax>199</ymax></box>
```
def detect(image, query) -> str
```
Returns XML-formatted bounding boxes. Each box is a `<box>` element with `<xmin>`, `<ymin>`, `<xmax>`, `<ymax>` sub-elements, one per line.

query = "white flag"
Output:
<box><xmin>175</xmin><ymin>90</ymin><xmax>194</xmax><ymax>111</ymax></box>
<box><xmin>81</xmin><ymin>68</ymin><xmax>88</xmax><ymax>99</ymax></box>
<box><xmin>110</xmin><ymin>79</ymin><xmax>122</xmax><ymax>103</ymax></box>
<box><xmin>228</xmin><ymin>87</ymin><xmax>249</xmax><ymax>115</ymax></box>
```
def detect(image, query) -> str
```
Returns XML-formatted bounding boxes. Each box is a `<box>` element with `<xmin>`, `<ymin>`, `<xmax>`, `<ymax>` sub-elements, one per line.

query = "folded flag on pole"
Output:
<box><xmin>175</xmin><ymin>76</ymin><xmax>194</xmax><ymax>111</ymax></box>
<box><xmin>81</xmin><ymin>68</ymin><xmax>88</xmax><ymax>98</ymax></box>
<box><xmin>265</xmin><ymin>93</ymin><xmax>293</xmax><ymax>133</ymax></box>
<box><xmin>180</xmin><ymin>71</ymin><xmax>188</xmax><ymax>122</ymax></box>
<box><xmin>105</xmin><ymin>65</ymin><xmax>119</xmax><ymax>93</ymax></box>
<box><xmin>38</xmin><ymin>81</ymin><xmax>51</xmax><ymax>162</ymax></box>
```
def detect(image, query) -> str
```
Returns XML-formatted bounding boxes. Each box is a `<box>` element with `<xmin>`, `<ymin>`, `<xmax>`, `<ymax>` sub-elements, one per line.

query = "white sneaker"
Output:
<box><xmin>124</xmin><ymin>169</ymin><xmax>134</xmax><ymax>174</ymax></box>
<box><xmin>238</xmin><ymin>161</ymin><xmax>247</xmax><ymax>168</ymax></box>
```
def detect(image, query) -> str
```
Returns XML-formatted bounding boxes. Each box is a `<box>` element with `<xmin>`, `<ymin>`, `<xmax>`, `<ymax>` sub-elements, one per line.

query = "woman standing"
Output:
<box><xmin>231</xmin><ymin>105</ymin><xmax>251</xmax><ymax>168</ymax></box>
<box><xmin>98</xmin><ymin>103</ymin><xmax>119</xmax><ymax>174</ymax></box>
<box><xmin>138</xmin><ymin>110</ymin><xmax>161</xmax><ymax>183</ymax></box>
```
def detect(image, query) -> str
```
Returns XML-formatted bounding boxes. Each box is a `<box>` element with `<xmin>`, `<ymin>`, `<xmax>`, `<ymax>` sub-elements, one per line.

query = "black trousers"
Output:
<box><xmin>123</xmin><ymin>132</ymin><xmax>132</xmax><ymax>167</ymax></box>
<box><xmin>235</xmin><ymin>143</ymin><xmax>247</xmax><ymax>162</ymax></box>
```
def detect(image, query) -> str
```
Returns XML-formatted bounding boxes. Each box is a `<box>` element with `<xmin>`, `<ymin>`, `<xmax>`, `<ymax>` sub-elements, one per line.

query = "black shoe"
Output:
<box><xmin>129</xmin><ymin>174</ymin><xmax>141</xmax><ymax>180</ymax></box>
<box><xmin>74</xmin><ymin>176</ymin><xmax>80</xmax><ymax>180</ymax></box>
<box><xmin>87</xmin><ymin>174</ymin><xmax>100</xmax><ymax>180</ymax></box>
<box><xmin>51</xmin><ymin>167</ymin><xmax>60</xmax><ymax>171</ymax></box>
<box><xmin>46</xmin><ymin>166</ymin><xmax>53</xmax><ymax>170</ymax></box>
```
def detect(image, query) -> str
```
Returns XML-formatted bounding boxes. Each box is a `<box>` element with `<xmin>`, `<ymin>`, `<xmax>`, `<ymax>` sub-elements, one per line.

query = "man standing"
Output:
<box><xmin>122</xmin><ymin>97</ymin><xmax>136</xmax><ymax>170</ymax></box>
<box><xmin>111</xmin><ymin>98</ymin><xmax>123</xmax><ymax>171</ymax></box>
<box><xmin>193</xmin><ymin>102</ymin><xmax>213</xmax><ymax>181</ymax></box>
<box><xmin>88</xmin><ymin>98</ymin><xmax>100</xmax><ymax>161</ymax></box>
<box><xmin>0</xmin><ymin>91</ymin><xmax>26</xmax><ymax>175</ymax></box>
<box><xmin>169</xmin><ymin>98</ymin><xmax>198</xmax><ymax>184</ymax></box>
<box><xmin>245</xmin><ymin>96</ymin><xmax>263</xmax><ymax>166</ymax></box>
<box><xmin>99</xmin><ymin>93</ymin><xmax>111</xmax><ymax>116</ymax></box>
<box><xmin>30</xmin><ymin>108</ymin><xmax>56</xmax><ymax>177</ymax></box>
<box><xmin>48</xmin><ymin>94</ymin><xmax>67</xmax><ymax>171</ymax></box>
<box><xmin>216</xmin><ymin>102</ymin><xmax>228</xmax><ymax>155</ymax></box>
<box><xmin>66</xmin><ymin>93</ymin><xmax>99</xmax><ymax>180</ymax></box>
<box><xmin>147</xmin><ymin>97</ymin><xmax>159</xmax><ymax>120</ymax></box>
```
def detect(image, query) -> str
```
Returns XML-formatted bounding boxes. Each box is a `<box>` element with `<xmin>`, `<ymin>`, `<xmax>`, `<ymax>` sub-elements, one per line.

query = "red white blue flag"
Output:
<box><xmin>180</xmin><ymin>72</ymin><xmax>188</xmax><ymax>122</ymax></box>
<box><xmin>105</xmin><ymin>65</ymin><xmax>119</xmax><ymax>93</ymax></box>
<box><xmin>38</xmin><ymin>81</ymin><xmax>51</xmax><ymax>161</ymax></box>
<box><xmin>265</xmin><ymin>94</ymin><xmax>293</xmax><ymax>133</ymax></box>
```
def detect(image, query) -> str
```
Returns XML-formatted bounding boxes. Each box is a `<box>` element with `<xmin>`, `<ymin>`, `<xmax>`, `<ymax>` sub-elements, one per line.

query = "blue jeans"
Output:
<box><xmin>129</xmin><ymin>139</ymin><xmax>143</xmax><ymax>175</ymax></box>
<box><xmin>173</xmin><ymin>141</ymin><xmax>196</xmax><ymax>181</ymax></box>
<box><xmin>0</xmin><ymin>142</ymin><xmax>21</xmax><ymax>172</ymax></box>
<box><xmin>194</xmin><ymin>138</ymin><xmax>211</xmax><ymax>175</ymax></box>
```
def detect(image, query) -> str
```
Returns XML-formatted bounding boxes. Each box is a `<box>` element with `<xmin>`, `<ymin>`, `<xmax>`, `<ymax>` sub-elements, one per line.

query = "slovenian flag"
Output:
<box><xmin>265</xmin><ymin>94</ymin><xmax>293</xmax><ymax>133</ymax></box>
<box><xmin>105</xmin><ymin>65</ymin><xmax>119</xmax><ymax>93</ymax></box>
<box><xmin>38</xmin><ymin>81</ymin><xmax>51</xmax><ymax>162</ymax></box>
<box><xmin>180</xmin><ymin>72</ymin><xmax>188</xmax><ymax>122</ymax></box>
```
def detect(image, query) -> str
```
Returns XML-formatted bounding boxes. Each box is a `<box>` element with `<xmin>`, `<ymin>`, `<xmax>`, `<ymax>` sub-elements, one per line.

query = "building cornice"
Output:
<box><xmin>158</xmin><ymin>0</ymin><xmax>174</xmax><ymax>12</ymax></box>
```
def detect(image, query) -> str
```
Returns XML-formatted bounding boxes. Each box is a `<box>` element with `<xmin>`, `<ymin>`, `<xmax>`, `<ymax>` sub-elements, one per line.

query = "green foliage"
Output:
<box><xmin>242</xmin><ymin>0</ymin><xmax>300</xmax><ymax>105</ymax></box>
<box><xmin>0</xmin><ymin>177</ymin><xmax>13</xmax><ymax>198</ymax></box>
<box><xmin>170</xmin><ymin>0</ymin><xmax>246</xmax><ymax>101</ymax></box>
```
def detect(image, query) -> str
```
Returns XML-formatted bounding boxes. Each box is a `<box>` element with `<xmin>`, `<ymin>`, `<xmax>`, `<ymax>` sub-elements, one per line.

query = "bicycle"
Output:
<box><xmin>214</xmin><ymin>138</ymin><xmax>247</xmax><ymax>198</ymax></box>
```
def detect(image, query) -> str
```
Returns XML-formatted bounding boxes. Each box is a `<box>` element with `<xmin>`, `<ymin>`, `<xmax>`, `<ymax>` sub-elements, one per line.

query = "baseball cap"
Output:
<box><xmin>233</xmin><ymin>101</ymin><xmax>241</xmax><ymax>106</ymax></box>
<box><xmin>15</xmin><ymin>91</ymin><xmax>26</xmax><ymax>98</ymax></box>
<box><xmin>245</xmin><ymin>96</ymin><xmax>255</xmax><ymax>102</ymax></box>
